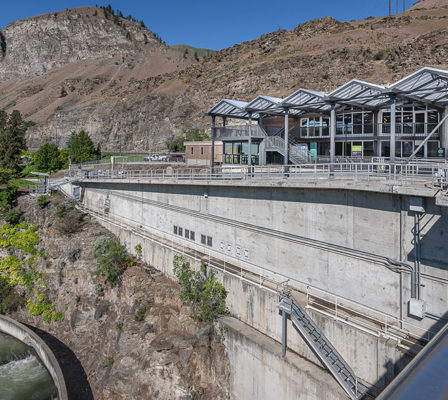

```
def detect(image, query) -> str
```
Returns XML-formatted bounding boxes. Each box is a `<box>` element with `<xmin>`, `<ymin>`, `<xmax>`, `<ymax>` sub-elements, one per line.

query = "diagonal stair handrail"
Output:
<box><xmin>278</xmin><ymin>289</ymin><xmax>368</xmax><ymax>399</ymax></box>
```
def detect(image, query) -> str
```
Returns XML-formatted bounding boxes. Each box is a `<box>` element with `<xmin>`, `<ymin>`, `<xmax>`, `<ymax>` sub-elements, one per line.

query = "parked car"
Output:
<box><xmin>168</xmin><ymin>154</ymin><xmax>184</xmax><ymax>162</ymax></box>
<box><xmin>144</xmin><ymin>154</ymin><xmax>167</xmax><ymax>162</ymax></box>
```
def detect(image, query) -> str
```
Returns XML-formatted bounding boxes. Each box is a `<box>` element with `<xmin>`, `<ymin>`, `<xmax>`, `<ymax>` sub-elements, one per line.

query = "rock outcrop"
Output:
<box><xmin>11</xmin><ymin>195</ymin><xmax>230</xmax><ymax>399</ymax></box>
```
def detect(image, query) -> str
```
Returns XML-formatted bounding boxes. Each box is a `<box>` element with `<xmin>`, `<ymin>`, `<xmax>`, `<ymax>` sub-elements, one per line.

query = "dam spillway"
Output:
<box><xmin>0</xmin><ymin>331</ymin><xmax>57</xmax><ymax>400</ymax></box>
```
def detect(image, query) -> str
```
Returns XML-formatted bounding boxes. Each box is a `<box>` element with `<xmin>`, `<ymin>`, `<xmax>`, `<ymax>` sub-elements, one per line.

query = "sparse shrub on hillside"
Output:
<box><xmin>2</xmin><ymin>208</ymin><xmax>23</xmax><ymax>225</ymax></box>
<box><xmin>373</xmin><ymin>49</ymin><xmax>389</xmax><ymax>60</ymax></box>
<box><xmin>93</xmin><ymin>236</ymin><xmax>133</xmax><ymax>286</ymax></box>
<box><xmin>55</xmin><ymin>201</ymin><xmax>84</xmax><ymax>235</ymax></box>
<box><xmin>173</xmin><ymin>256</ymin><xmax>227</xmax><ymax>322</ymax></box>
<box><xmin>0</xmin><ymin>277</ymin><xmax>23</xmax><ymax>314</ymax></box>
<box><xmin>37</xmin><ymin>195</ymin><xmax>50</xmax><ymax>209</ymax></box>
<box><xmin>135</xmin><ymin>243</ymin><xmax>142</xmax><ymax>259</ymax></box>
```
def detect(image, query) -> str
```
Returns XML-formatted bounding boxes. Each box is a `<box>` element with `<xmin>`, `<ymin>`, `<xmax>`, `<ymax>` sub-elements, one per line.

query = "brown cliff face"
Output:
<box><xmin>1</xmin><ymin>4</ymin><xmax>448</xmax><ymax>151</ymax></box>
<box><xmin>11</xmin><ymin>194</ymin><xmax>230</xmax><ymax>400</ymax></box>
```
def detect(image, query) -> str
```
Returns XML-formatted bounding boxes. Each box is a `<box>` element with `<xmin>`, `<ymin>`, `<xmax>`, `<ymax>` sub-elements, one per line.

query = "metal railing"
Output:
<box><xmin>71</xmin><ymin>199</ymin><xmax>438</xmax><ymax>349</ymax></box>
<box><xmin>379</xmin><ymin>123</ymin><xmax>440</xmax><ymax>137</ymax></box>
<box><xmin>66</xmin><ymin>161</ymin><xmax>448</xmax><ymax>189</ymax></box>
<box><xmin>215</xmin><ymin>125</ymin><xmax>267</xmax><ymax>139</ymax></box>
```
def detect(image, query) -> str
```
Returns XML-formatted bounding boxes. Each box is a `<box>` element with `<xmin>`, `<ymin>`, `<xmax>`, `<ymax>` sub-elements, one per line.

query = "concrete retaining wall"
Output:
<box><xmin>0</xmin><ymin>315</ymin><xmax>68</xmax><ymax>400</ymax></box>
<box><xmin>97</xmin><ymin>216</ymin><xmax>413</xmax><ymax>393</ymax></box>
<box><xmin>220</xmin><ymin>316</ymin><xmax>349</xmax><ymax>400</ymax></box>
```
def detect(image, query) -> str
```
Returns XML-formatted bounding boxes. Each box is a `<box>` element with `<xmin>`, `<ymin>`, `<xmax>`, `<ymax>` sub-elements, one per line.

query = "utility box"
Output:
<box><xmin>408</xmin><ymin>299</ymin><xmax>426</xmax><ymax>319</ymax></box>
<box><xmin>409</xmin><ymin>197</ymin><xmax>425</xmax><ymax>213</ymax></box>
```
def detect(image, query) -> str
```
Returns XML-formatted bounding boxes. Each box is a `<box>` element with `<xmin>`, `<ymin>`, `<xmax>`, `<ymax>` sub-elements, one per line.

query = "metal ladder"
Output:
<box><xmin>278</xmin><ymin>288</ymin><xmax>368</xmax><ymax>399</ymax></box>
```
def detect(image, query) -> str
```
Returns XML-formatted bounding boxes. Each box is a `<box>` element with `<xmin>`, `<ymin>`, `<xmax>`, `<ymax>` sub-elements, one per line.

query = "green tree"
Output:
<box><xmin>67</xmin><ymin>130</ymin><xmax>100</xmax><ymax>164</ymax></box>
<box><xmin>58</xmin><ymin>149</ymin><xmax>70</xmax><ymax>169</ymax></box>
<box><xmin>173</xmin><ymin>256</ymin><xmax>227</xmax><ymax>321</ymax></box>
<box><xmin>0</xmin><ymin>110</ymin><xmax>7</xmax><ymax>131</ymax></box>
<box><xmin>35</xmin><ymin>143</ymin><xmax>62</xmax><ymax>172</ymax></box>
<box><xmin>0</xmin><ymin>110</ymin><xmax>27</xmax><ymax>171</ymax></box>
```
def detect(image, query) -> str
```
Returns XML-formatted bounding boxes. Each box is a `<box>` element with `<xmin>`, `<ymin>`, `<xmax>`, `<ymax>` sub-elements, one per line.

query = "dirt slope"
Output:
<box><xmin>1</xmin><ymin>4</ymin><xmax>448</xmax><ymax>151</ymax></box>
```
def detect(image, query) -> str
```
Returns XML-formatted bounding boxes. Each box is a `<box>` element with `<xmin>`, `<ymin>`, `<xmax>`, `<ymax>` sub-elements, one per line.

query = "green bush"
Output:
<box><xmin>55</xmin><ymin>201</ymin><xmax>84</xmax><ymax>234</ymax></box>
<box><xmin>373</xmin><ymin>49</ymin><xmax>389</xmax><ymax>60</ymax></box>
<box><xmin>0</xmin><ymin>277</ymin><xmax>24</xmax><ymax>314</ymax></box>
<box><xmin>2</xmin><ymin>208</ymin><xmax>22</xmax><ymax>225</ymax></box>
<box><xmin>35</xmin><ymin>143</ymin><xmax>62</xmax><ymax>172</ymax></box>
<box><xmin>173</xmin><ymin>256</ymin><xmax>227</xmax><ymax>321</ymax></box>
<box><xmin>0</xmin><ymin>168</ymin><xmax>15</xmax><ymax>184</ymax></box>
<box><xmin>37</xmin><ymin>195</ymin><xmax>50</xmax><ymax>209</ymax></box>
<box><xmin>67</xmin><ymin>130</ymin><xmax>100</xmax><ymax>164</ymax></box>
<box><xmin>0</xmin><ymin>182</ymin><xmax>18</xmax><ymax>209</ymax></box>
<box><xmin>93</xmin><ymin>236</ymin><xmax>132</xmax><ymax>286</ymax></box>
<box><xmin>135</xmin><ymin>243</ymin><xmax>142</xmax><ymax>258</ymax></box>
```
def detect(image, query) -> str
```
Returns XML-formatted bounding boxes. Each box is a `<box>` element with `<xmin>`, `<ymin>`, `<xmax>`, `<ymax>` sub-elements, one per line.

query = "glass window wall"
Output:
<box><xmin>224</xmin><ymin>141</ymin><xmax>259</xmax><ymax>165</ymax></box>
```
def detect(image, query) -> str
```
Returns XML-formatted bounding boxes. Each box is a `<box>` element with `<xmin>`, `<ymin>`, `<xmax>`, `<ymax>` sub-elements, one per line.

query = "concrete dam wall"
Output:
<box><xmin>63</xmin><ymin>178</ymin><xmax>448</xmax><ymax>398</ymax></box>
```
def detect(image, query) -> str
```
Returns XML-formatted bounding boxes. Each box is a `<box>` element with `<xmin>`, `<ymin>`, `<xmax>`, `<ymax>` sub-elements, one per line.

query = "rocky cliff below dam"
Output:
<box><xmin>8</xmin><ymin>194</ymin><xmax>230</xmax><ymax>400</ymax></box>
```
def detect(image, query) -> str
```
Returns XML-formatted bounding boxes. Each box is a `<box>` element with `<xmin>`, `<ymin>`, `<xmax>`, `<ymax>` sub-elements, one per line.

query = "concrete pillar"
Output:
<box><xmin>211</xmin><ymin>116</ymin><xmax>216</xmax><ymax>171</ymax></box>
<box><xmin>281</xmin><ymin>310</ymin><xmax>287</xmax><ymax>357</ymax></box>
<box><xmin>330</xmin><ymin>104</ymin><xmax>336</xmax><ymax>172</ymax></box>
<box><xmin>284</xmin><ymin>108</ymin><xmax>289</xmax><ymax>166</ymax></box>
<box><xmin>374</xmin><ymin>110</ymin><xmax>381</xmax><ymax>157</ymax></box>
<box><xmin>390</xmin><ymin>96</ymin><xmax>396</xmax><ymax>164</ymax></box>
<box><xmin>248</xmin><ymin>112</ymin><xmax>252</xmax><ymax>166</ymax></box>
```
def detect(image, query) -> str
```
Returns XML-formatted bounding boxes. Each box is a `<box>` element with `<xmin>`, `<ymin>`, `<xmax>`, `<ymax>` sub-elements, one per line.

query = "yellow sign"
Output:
<box><xmin>352</xmin><ymin>145</ymin><xmax>362</xmax><ymax>152</ymax></box>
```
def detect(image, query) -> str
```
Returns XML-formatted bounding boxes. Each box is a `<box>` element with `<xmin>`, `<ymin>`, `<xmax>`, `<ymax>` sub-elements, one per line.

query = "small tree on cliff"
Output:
<box><xmin>67</xmin><ymin>130</ymin><xmax>100</xmax><ymax>164</ymax></box>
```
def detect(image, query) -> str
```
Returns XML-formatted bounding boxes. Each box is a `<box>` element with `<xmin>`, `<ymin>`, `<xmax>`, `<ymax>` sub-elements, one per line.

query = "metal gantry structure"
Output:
<box><xmin>207</xmin><ymin>67</ymin><xmax>448</xmax><ymax>168</ymax></box>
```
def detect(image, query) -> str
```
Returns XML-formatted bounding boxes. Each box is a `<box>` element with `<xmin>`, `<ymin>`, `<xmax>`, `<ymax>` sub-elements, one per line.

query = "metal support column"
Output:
<box><xmin>330</xmin><ymin>103</ymin><xmax>336</xmax><ymax>174</ymax></box>
<box><xmin>390</xmin><ymin>96</ymin><xmax>396</xmax><ymax>164</ymax></box>
<box><xmin>222</xmin><ymin>116</ymin><xmax>227</xmax><ymax>127</ymax></box>
<box><xmin>284</xmin><ymin>108</ymin><xmax>289</xmax><ymax>166</ymax></box>
<box><xmin>445</xmin><ymin>107</ymin><xmax>448</xmax><ymax>160</ymax></box>
<box><xmin>282</xmin><ymin>310</ymin><xmax>287</xmax><ymax>357</ymax></box>
<box><xmin>248</xmin><ymin>112</ymin><xmax>252</xmax><ymax>167</ymax></box>
<box><xmin>413</xmin><ymin>212</ymin><xmax>422</xmax><ymax>299</ymax></box>
<box><xmin>211</xmin><ymin>116</ymin><xmax>216</xmax><ymax>173</ymax></box>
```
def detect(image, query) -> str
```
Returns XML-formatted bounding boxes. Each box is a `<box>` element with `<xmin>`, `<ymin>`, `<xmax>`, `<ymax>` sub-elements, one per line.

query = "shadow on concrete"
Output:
<box><xmin>407</xmin><ymin>207</ymin><xmax>448</xmax><ymax>271</ymax></box>
<box><xmin>25</xmin><ymin>325</ymin><xmax>94</xmax><ymax>400</ymax></box>
<box><xmin>373</xmin><ymin>311</ymin><xmax>448</xmax><ymax>399</ymax></box>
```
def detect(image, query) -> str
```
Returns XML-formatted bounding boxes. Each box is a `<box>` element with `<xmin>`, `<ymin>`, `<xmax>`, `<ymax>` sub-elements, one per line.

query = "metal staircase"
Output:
<box><xmin>264</xmin><ymin>136</ymin><xmax>311</xmax><ymax>164</ymax></box>
<box><xmin>278</xmin><ymin>288</ymin><xmax>368</xmax><ymax>399</ymax></box>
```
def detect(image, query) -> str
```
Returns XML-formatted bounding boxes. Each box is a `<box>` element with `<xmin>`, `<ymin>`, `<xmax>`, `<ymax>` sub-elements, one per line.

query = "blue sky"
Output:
<box><xmin>0</xmin><ymin>0</ymin><xmax>419</xmax><ymax>50</ymax></box>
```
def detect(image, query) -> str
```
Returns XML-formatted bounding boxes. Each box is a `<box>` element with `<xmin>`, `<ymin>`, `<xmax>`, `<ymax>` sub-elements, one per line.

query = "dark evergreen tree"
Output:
<box><xmin>67</xmin><ymin>130</ymin><xmax>100</xmax><ymax>164</ymax></box>
<box><xmin>0</xmin><ymin>110</ymin><xmax>27</xmax><ymax>171</ymax></box>
<box><xmin>35</xmin><ymin>143</ymin><xmax>62</xmax><ymax>172</ymax></box>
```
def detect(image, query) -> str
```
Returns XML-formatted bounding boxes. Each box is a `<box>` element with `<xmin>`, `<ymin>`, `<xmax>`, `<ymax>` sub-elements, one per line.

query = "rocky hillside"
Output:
<box><xmin>11</xmin><ymin>194</ymin><xmax>230</xmax><ymax>399</ymax></box>
<box><xmin>1</xmin><ymin>2</ymin><xmax>448</xmax><ymax>151</ymax></box>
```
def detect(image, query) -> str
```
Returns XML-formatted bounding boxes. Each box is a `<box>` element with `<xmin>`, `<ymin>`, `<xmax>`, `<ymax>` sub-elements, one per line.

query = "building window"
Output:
<box><xmin>190</xmin><ymin>231</ymin><xmax>195</xmax><ymax>241</ymax></box>
<box><xmin>185</xmin><ymin>229</ymin><xmax>190</xmax><ymax>239</ymax></box>
<box><xmin>201</xmin><ymin>234</ymin><xmax>206</xmax><ymax>245</ymax></box>
<box><xmin>178</xmin><ymin>227</ymin><xmax>183</xmax><ymax>236</ymax></box>
<box><xmin>200</xmin><ymin>147</ymin><xmax>204</xmax><ymax>155</ymax></box>
<box><xmin>207</xmin><ymin>236</ymin><xmax>213</xmax><ymax>247</ymax></box>
<box><xmin>191</xmin><ymin>147</ymin><xmax>194</xmax><ymax>155</ymax></box>
<box><xmin>174</xmin><ymin>225</ymin><xmax>177</xmax><ymax>235</ymax></box>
